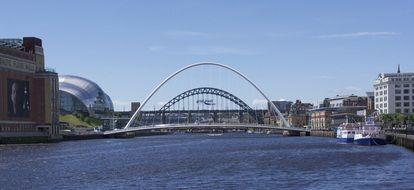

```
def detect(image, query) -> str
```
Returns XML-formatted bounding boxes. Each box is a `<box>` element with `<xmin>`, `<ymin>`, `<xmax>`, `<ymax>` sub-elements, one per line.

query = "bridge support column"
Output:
<box><xmin>213</xmin><ymin>112</ymin><xmax>218</xmax><ymax>122</ymax></box>
<box><xmin>187</xmin><ymin>112</ymin><xmax>192</xmax><ymax>124</ymax></box>
<box><xmin>162</xmin><ymin>112</ymin><xmax>166</xmax><ymax>124</ymax></box>
<box><xmin>239</xmin><ymin>111</ymin><xmax>243</xmax><ymax>123</ymax></box>
<box><xmin>283</xmin><ymin>130</ymin><xmax>300</xmax><ymax>136</ymax></box>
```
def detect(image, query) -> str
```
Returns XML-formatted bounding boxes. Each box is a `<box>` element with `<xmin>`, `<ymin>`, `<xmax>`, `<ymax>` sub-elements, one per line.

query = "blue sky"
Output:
<box><xmin>2</xmin><ymin>0</ymin><xmax>414</xmax><ymax>111</ymax></box>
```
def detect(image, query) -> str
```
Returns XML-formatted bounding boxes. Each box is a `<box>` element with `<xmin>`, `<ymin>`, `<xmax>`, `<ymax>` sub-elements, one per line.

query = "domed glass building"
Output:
<box><xmin>59</xmin><ymin>75</ymin><xmax>114</xmax><ymax>118</ymax></box>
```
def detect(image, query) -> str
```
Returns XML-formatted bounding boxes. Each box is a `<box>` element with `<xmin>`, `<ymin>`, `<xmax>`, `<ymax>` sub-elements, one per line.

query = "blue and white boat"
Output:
<box><xmin>353</xmin><ymin>118</ymin><xmax>386</xmax><ymax>146</ymax></box>
<box><xmin>336</xmin><ymin>122</ymin><xmax>358</xmax><ymax>143</ymax></box>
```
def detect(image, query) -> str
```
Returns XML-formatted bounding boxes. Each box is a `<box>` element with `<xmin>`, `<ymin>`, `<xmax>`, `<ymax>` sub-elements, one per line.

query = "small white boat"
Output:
<box><xmin>336</xmin><ymin>122</ymin><xmax>358</xmax><ymax>143</ymax></box>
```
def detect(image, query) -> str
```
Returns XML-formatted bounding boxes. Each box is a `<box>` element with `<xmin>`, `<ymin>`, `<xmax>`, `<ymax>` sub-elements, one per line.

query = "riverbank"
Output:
<box><xmin>0</xmin><ymin>135</ymin><xmax>62</xmax><ymax>144</ymax></box>
<box><xmin>310</xmin><ymin>130</ymin><xmax>335</xmax><ymax>138</ymax></box>
<box><xmin>310</xmin><ymin>130</ymin><xmax>414</xmax><ymax>151</ymax></box>
<box><xmin>385</xmin><ymin>133</ymin><xmax>414</xmax><ymax>151</ymax></box>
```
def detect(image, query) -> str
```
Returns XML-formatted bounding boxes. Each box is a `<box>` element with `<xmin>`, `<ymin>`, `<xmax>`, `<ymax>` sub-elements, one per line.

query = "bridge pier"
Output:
<box><xmin>239</xmin><ymin>111</ymin><xmax>243</xmax><ymax>123</ymax></box>
<box><xmin>162</xmin><ymin>112</ymin><xmax>166</xmax><ymax>124</ymax></box>
<box><xmin>283</xmin><ymin>130</ymin><xmax>300</xmax><ymax>136</ymax></box>
<box><xmin>187</xmin><ymin>112</ymin><xmax>192</xmax><ymax>124</ymax></box>
<box><xmin>213</xmin><ymin>112</ymin><xmax>218</xmax><ymax>123</ymax></box>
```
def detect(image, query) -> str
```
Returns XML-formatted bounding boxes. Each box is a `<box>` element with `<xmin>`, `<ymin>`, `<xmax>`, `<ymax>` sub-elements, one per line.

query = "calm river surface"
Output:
<box><xmin>1</xmin><ymin>134</ymin><xmax>414</xmax><ymax>190</ymax></box>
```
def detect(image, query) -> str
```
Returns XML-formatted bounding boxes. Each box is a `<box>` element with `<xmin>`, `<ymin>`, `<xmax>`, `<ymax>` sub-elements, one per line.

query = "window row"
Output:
<box><xmin>375</xmin><ymin>85</ymin><xmax>388</xmax><ymax>90</ymax></box>
<box><xmin>375</xmin><ymin>97</ymin><xmax>388</xmax><ymax>102</ymax></box>
<box><xmin>395</xmin><ymin>89</ymin><xmax>414</xmax><ymax>94</ymax></box>
<box><xmin>395</xmin><ymin>102</ymin><xmax>414</xmax><ymax>107</ymax></box>
<box><xmin>395</xmin><ymin>83</ymin><xmax>414</xmax><ymax>88</ymax></box>
<box><xmin>375</xmin><ymin>90</ymin><xmax>388</xmax><ymax>96</ymax></box>
<box><xmin>395</xmin><ymin>109</ymin><xmax>414</xmax><ymax>114</ymax></box>
<box><xmin>395</xmin><ymin>96</ymin><xmax>414</xmax><ymax>101</ymax></box>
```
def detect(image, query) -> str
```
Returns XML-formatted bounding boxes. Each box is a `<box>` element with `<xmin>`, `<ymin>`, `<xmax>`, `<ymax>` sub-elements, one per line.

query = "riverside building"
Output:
<box><xmin>0</xmin><ymin>37</ymin><xmax>60</xmax><ymax>142</ymax></box>
<box><xmin>374</xmin><ymin>65</ymin><xmax>414</xmax><ymax>114</ymax></box>
<box><xmin>310</xmin><ymin>95</ymin><xmax>368</xmax><ymax>130</ymax></box>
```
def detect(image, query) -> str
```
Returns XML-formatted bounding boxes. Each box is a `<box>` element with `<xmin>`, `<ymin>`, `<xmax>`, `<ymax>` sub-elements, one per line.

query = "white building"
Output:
<box><xmin>374</xmin><ymin>66</ymin><xmax>414</xmax><ymax>114</ymax></box>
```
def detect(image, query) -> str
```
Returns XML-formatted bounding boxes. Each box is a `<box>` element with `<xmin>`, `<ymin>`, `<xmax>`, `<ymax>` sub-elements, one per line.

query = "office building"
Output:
<box><xmin>374</xmin><ymin>65</ymin><xmax>414</xmax><ymax>114</ymax></box>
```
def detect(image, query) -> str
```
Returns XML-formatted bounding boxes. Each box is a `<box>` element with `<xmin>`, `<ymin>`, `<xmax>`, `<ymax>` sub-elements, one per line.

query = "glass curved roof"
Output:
<box><xmin>59</xmin><ymin>75</ymin><xmax>114</xmax><ymax>112</ymax></box>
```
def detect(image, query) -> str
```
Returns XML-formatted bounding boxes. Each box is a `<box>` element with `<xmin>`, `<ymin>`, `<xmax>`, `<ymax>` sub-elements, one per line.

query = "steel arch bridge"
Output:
<box><xmin>125</xmin><ymin>62</ymin><xmax>290</xmax><ymax>129</ymax></box>
<box><xmin>158</xmin><ymin>87</ymin><xmax>260</xmax><ymax>121</ymax></box>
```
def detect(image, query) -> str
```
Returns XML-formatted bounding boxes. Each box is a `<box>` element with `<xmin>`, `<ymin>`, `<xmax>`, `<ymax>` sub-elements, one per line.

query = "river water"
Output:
<box><xmin>1</xmin><ymin>134</ymin><xmax>413</xmax><ymax>190</ymax></box>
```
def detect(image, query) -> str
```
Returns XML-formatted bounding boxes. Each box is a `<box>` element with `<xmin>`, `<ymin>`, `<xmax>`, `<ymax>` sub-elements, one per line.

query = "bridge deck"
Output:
<box><xmin>104</xmin><ymin>124</ymin><xmax>310</xmax><ymax>135</ymax></box>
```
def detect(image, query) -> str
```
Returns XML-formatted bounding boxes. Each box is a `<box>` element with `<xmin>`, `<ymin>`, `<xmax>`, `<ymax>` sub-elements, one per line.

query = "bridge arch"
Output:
<box><xmin>159</xmin><ymin>87</ymin><xmax>260</xmax><ymax>123</ymax></box>
<box><xmin>125</xmin><ymin>62</ymin><xmax>289</xmax><ymax>129</ymax></box>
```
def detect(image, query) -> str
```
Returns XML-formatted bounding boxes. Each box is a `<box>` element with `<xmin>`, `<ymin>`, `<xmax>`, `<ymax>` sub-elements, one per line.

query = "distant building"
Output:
<box><xmin>366</xmin><ymin>92</ymin><xmax>375</xmax><ymax>114</ymax></box>
<box><xmin>310</xmin><ymin>95</ymin><xmax>368</xmax><ymax>130</ymax></box>
<box><xmin>288</xmin><ymin>100</ymin><xmax>313</xmax><ymax>127</ymax></box>
<box><xmin>0</xmin><ymin>37</ymin><xmax>60</xmax><ymax>140</ymax></box>
<box><xmin>268</xmin><ymin>100</ymin><xmax>293</xmax><ymax>115</ymax></box>
<box><xmin>113</xmin><ymin>102</ymin><xmax>140</xmax><ymax>129</ymax></box>
<box><xmin>59</xmin><ymin>75</ymin><xmax>114</xmax><ymax>118</ymax></box>
<box><xmin>130</xmin><ymin>102</ymin><xmax>141</xmax><ymax>117</ymax></box>
<box><xmin>374</xmin><ymin>65</ymin><xmax>414</xmax><ymax>114</ymax></box>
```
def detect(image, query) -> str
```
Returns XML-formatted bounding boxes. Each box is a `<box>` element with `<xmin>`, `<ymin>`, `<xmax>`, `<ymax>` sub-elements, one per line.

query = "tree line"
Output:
<box><xmin>380</xmin><ymin>113</ymin><xmax>414</xmax><ymax>129</ymax></box>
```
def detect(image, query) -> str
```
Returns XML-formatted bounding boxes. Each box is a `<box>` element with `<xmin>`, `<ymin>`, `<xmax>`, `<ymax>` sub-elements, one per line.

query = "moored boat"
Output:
<box><xmin>336</xmin><ymin>122</ymin><xmax>358</xmax><ymax>143</ymax></box>
<box><xmin>353</xmin><ymin>118</ymin><xmax>386</xmax><ymax>146</ymax></box>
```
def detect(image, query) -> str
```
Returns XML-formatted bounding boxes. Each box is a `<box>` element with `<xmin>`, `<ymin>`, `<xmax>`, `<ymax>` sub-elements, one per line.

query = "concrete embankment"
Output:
<box><xmin>310</xmin><ymin>130</ymin><xmax>335</xmax><ymax>138</ymax></box>
<box><xmin>0</xmin><ymin>135</ymin><xmax>62</xmax><ymax>144</ymax></box>
<box><xmin>386</xmin><ymin>133</ymin><xmax>414</xmax><ymax>151</ymax></box>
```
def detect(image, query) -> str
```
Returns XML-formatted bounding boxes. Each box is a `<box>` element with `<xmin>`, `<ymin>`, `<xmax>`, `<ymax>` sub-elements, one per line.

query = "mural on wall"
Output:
<box><xmin>7</xmin><ymin>79</ymin><xmax>30</xmax><ymax>117</ymax></box>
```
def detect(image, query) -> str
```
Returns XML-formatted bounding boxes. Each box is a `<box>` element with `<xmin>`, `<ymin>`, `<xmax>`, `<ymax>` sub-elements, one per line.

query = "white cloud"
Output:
<box><xmin>113</xmin><ymin>99</ymin><xmax>130</xmax><ymax>106</ymax></box>
<box><xmin>316</xmin><ymin>32</ymin><xmax>400</xmax><ymax>39</ymax></box>
<box><xmin>157</xmin><ymin>101</ymin><xmax>168</xmax><ymax>106</ymax></box>
<box><xmin>252</xmin><ymin>99</ymin><xmax>268</xmax><ymax>107</ymax></box>
<box><xmin>113</xmin><ymin>100</ymin><xmax>131</xmax><ymax>111</ymax></box>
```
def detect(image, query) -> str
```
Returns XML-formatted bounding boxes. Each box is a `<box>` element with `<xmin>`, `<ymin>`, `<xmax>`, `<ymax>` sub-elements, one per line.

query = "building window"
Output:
<box><xmin>380</xmin><ymin>91</ymin><xmax>383</xmax><ymax>96</ymax></box>
<box><xmin>376</xmin><ymin>98</ymin><xmax>379</xmax><ymax>102</ymax></box>
<box><xmin>404</xmin><ymin>109</ymin><xmax>409</xmax><ymax>113</ymax></box>
<box><xmin>404</xmin><ymin>102</ymin><xmax>410</xmax><ymax>107</ymax></box>
<box><xmin>412</xmin><ymin>89</ymin><xmax>414</xmax><ymax>93</ymax></box>
<box><xmin>375</xmin><ymin>87</ymin><xmax>379</xmax><ymax>90</ymax></box>
<box><xmin>403</xmin><ymin>84</ymin><xmax>410</xmax><ymax>88</ymax></box>
<box><xmin>384</xmin><ymin>85</ymin><xmax>388</xmax><ymax>89</ymax></box>
<box><xmin>384</xmin><ymin>109</ymin><xmax>387</xmax><ymax>113</ymax></box>
<box><xmin>404</xmin><ymin>89</ymin><xmax>409</xmax><ymax>94</ymax></box>
<box><xmin>396</xmin><ymin>96</ymin><xmax>401</xmax><ymax>101</ymax></box>
<box><xmin>380</xmin><ymin>104</ymin><xmax>383</xmax><ymax>108</ymax></box>
<box><xmin>396</xmin><ymin>102</ymin><xmax>401</xmax><ymax>107</ymax></box>
<box><xmin>396</xmin><ymin>89</ymin><xmax>401</xmax><ymax>94</ymax></box>
<box><xmin>380</xmin><ymin>97</ymin><xmax>383</xmax><ymax>102</ymax></box>
<box><xmin>384</xmin><ymin>90</ymin><xmax>387</xmax><ymax>95</ymax></box>
<box><xmin>396</xmin><ymin>109</ymin><xmax>401</xmax><ymax>113</ymax></box>
<box><xmin>376</xmin><ymin>92</ymin><xmax>379</xmax><ymax>96</ymax></box>
<box><xmin>380</xmin><ymin>86</ymin><xmax>383</xmax><ymax>90</ymax></box>
<box><xmin>384</xmin><ymin>103</ymin><xmax>387</xmax><ymax>108</ymax></box>
<box><xmin>404</xmin><ymin>96</ymin><xmax>410</xmax><ymax>100</ymax></box>
<box><xmin>384</xmin><ymin>97</ymin><xmax>387</xmax><ymax>101</ymax></box>
<box><xmin>395</xmin><ymin>84</ymin><xmax>401</xmax><ymax>88</ymax></box>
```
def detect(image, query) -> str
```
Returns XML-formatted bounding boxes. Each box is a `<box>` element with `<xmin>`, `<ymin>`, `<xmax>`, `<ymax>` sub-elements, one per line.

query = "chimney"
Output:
<box><xmin>397</xmin><ymin>64</ymin><xmax>401</xmax><ymax>73</ymax></box>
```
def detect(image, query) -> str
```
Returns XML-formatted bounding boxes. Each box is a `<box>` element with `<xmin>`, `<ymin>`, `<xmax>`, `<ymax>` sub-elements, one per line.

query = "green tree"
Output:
<box><xmin>394</xmin><ymin>113</ymin><xmax>405</xmax><ymax>127</ymax></box>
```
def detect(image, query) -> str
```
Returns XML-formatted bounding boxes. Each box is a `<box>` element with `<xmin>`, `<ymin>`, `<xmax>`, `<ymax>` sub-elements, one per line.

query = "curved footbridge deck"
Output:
<box><xmin>104</xmin><ymin>124</ymin><xmax>310</xmax><ymax>137</ymax></box>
